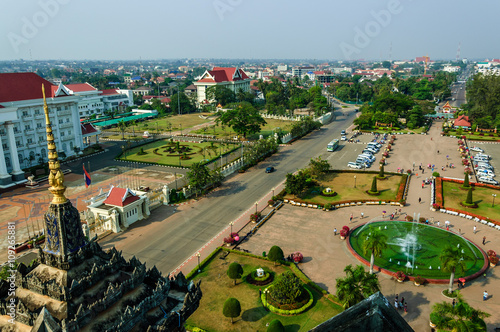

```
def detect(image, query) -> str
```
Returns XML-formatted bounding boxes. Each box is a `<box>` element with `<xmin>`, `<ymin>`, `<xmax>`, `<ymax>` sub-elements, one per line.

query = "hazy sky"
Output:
<box><xmin>1</xmin><ymin>0</ymin><xmax>499</xmax><ymax>61</ymax></box>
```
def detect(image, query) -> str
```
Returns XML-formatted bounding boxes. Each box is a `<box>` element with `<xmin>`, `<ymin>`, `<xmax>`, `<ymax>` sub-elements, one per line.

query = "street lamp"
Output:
<box><xmin>230</xmin><ymin>221</ymin><xmax>234</xmax><ymax>235</ymax></box>
<box><xmin>272</xmin><ymin>188</ymin><xmax>275</xmax><ymax>198</ymax></box>
<box><xmin>492</xmin><ymin>194</ymin><xmax>497</xmax><ymax>207</ymax></box>
<box><xmin>354</xmin><ymin>175</ymin><xmax>357</xmax><ymax>188</ymax></box>
<box><xmin>196</xmin><ymin>252</ymin><xmax>201</xmax><ymax>273</ymax></box>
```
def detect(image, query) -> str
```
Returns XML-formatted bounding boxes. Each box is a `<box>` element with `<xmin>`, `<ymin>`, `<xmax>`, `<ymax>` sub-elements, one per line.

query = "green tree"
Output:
<box><xmin>187</xmin><ymin>162</ymin><xmax>211</xmax><ymax>197</ymax></box>
<box><xmin>430</xmin><ymin>295</ymin><xmax>490</xmax><ymax>331</ymax></box>
<box><xmin>463</xmin><ymin>173</ymin><xmax>470</xmax><ymax>188</ymax></box>
<box><xmin>206</xmin><ymin>85</ymin><xmax>236</xmax><ymax>106</ymax></box>
<box><xmin>369</xmin><ymin>177</ymin><xmax>378</xmax><ymax>194</ymax></box>
<box><xmin>169</xmin><ymin>92</ymin><xmax>195</xmax><ymax>114</ymax></box>
<box><xmin>440</xmin><ymin>245</ymin><xmax>468</xmax><ymax>293</ymax></box>
<box><xmin>227</xmin><ymin>262</ymin><xmax>243</xmax><ymax>285</ymax></box>
<box><xmin>268</xmin><ymin>245</ymin><xmax>284</xmax><ymax>266</ymax></box>
<box><xmin>362</xmin><ymin>231</ymin><xmax>388</xmax><ymax>274</ymax></box>
<box><xmin>308</xmin><ymin>156</ymin><xmax>330</xmax><ymax>178</ymax></box>
<box><xmin>222</xmin><ymin>297</ymin><xmax>241</xmax><ymax>324</ymax></box>
<box><xmin>285</xmin><ymin>171</ymin><xmax>309</xmax><ymax>197</ymax></box>
<box><xmin>118</xmin><ymin>120</ymin><xmax>127</xmax><ymax>140</ymax></box>
<box><xmin>378</xmin><ymin>164</ymin><xmax>385</xmax><ymax>179</ymax></box>
<box><xmin>216</xmin><ymin>102</ymin><xmax>266</xmax><ymax>138</ymax></box>
<box><xmin>465</xmin><ymin>187</ymin><xmax>473</xmax><ymax>205</ymax></box>
<box><xmin>336</xmin><ymin>265</ymin><xmax>380</xmax><ymax>309</ymax></box>
<box><xmin>267</xmin><ymin>319</ymin><xmax>285</xmax><ymax>332</ymax></box>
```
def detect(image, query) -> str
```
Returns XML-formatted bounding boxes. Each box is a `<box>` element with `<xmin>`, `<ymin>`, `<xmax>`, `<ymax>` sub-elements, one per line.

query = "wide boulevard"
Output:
<box><xmin>99</xmin><ymin>108</ymin><xmax>358</xmax><ymax>275</ymax></box>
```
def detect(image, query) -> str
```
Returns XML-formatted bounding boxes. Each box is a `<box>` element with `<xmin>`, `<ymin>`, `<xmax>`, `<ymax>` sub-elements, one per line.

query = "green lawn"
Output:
<box><xmin>192</xmin><ymin>117</ymin><xmax>295</xmax><ymax>140</ymax></box>
<box><xmin>443</xmin><ymin>181</ymin><xmax>500</xmax><ymax>221</ymax></box>
<box><xmin>119</xmin><ymin>140</ymin><xmax>238</xmax><ymax>167</ymax></box>
<box><xmin>286</xmin><ymin>172</ymin><xmax>402</xmax><ymax>205</ymax></box>
<box><xmin>445</xmin><ymin>131</ymin><xmax>500</xmax><ymax>141</ymax></box>
<box><xmin>186</xmin><ymin>251</ymin><xmax>342</xmax><ymax>332</ymax></box>
<box><xmin>106</xmin><ymin>113</ymin><xmax>214</xmax><ymax>134</ymax></box>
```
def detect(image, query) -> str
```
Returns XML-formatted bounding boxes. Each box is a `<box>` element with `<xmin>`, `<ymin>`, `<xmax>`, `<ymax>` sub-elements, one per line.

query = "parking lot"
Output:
<box><xmin>468</xmin><ymin>141</ymin><xmax>500</xmax><ymax>185</ymax></box>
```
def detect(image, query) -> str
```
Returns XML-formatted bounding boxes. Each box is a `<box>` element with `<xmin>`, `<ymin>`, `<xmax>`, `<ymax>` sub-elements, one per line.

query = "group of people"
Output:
<box><xmin>394</xmin><ymin>294</ymin><xmax>408</xmax><ymax>313</ymax></box>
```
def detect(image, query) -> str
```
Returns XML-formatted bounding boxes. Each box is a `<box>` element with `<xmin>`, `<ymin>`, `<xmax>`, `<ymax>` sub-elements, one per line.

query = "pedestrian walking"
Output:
<box><xmin>459</xmin><ymin>228</ymin><xmax>461</xmax><ymax>235</ymax></box>
<box><xmin>422</xmin><ymin>183</ymin><xmax>424</xmax><ymax>189</ymax></box>
<box><xmin>394</xmin><ymin>300</ymin><xmax>399</xmax><ymax>310</ymax></box>
<box><xmin>422</xmin><ymin>168</ymin><xmax>424</xmax><ymax>174</ymax></box>
<box><xmin>334</xmin><ymin>228</ymin><xmax>337</xmax><ymax>236</ymax></box>
<box><xmin>437</xmin><ymin>150</ymin><xmax>439</xmax><ymax>154</ymax></box>
<box><xmin>457</xmin><ymin>280</ymin><xmax>461</xmax><ymax>289</ymax></box>
<box><xmin>483</xmin><ymin>290</ymin><xmax>488</xmax><ymax>301</ymax></box>
<box><xmin>350</xmin><ymin>214</ymin><xmax>353</xmax><ymax>222</ymax></box>
<box><xmin>452</xmin><ymin>299</ymin><xmax>455</xmax><ymax>307</ymax></box>
<box><xmin>483</xmin><ymin>236</ymin><xmax>486</xmax><ymax>245</ymax></box>
<box><xmin>437</xmin><ymin>221</ymin><xmax>440</xmax><ymax>227</ymax></box>
<box><xmin>473</xmin><ymin>225</ymin><xmax>477</xmax><ymax>234</ymax></box>
<box><xmin>361</xmin><ymin>212</ymin><xmax>364</xmax><ymax>219</ymax></box>
<box><xmin>404</xmin><ymin>302</ymin><xmax>407</xmax><ymax>313</ymax></box>
<box><xmin>400</xmin><ymin>297</ymin><xmax>404</xmax><ymax>308</ymax></box>
<box><xmin>418</xmin><ymin>197</ymin><xmax>421</xmax><ymax>204</ymax></box>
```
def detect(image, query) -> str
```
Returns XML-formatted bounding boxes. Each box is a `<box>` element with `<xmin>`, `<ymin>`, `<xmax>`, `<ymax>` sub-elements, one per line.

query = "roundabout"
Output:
<box><xmin>348</xmin><ymin>220</ymin><xmax>488</xmax><ymax>282</ymax></box>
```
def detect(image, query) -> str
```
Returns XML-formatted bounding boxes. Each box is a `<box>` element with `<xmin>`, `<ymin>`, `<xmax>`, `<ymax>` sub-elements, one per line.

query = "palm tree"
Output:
<box><xmin>130</xmin><ymin>120</ymin><xmax>137</xmax><ymax>137</ymax></box>
<box><xmin>362</xmin><ymin>231</ymin><xmax>388</xmax><ymax>274</ymax></box>
<box><xmin>336</xmin><ymin>264</ymin><xmax>380</xmax><ymax>309</ymax></box>
<box><xmin>440</xmin><ymin>245</ymin><xmax>467</xmax><ymax>293</ymax></box>
<box><xmin>118</xmin><ymin>120</ymin><xmax>127</xmax><ymax>140</ymax></box>
<box><xmin>430</xmin><ymin>295</ymin><xmax>490</xmax><ymax>331</ymax></box>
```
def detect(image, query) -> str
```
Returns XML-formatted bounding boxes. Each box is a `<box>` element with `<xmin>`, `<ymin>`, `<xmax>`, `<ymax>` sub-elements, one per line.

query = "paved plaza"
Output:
<box><xmin>237</xmin><ymin>121</ymin><xmax>500</xmax><ymax>331</ymax></box>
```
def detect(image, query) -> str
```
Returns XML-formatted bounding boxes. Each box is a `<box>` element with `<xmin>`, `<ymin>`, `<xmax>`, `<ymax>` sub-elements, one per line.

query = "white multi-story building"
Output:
<box><xmin>0</xmin><ymin>73</ymin><xmax>85</xmax><ymax>189</ymax></box>
<box><xmin>194</xmin><ymin>67</ymin><xmax>251</xmax><ymax>105</ymax></box>
<box><xmin>100</xmin><ymin>89</ymin><xmax>134</xmax><ymax>112</ymax></box>
<box><xmin>66</xmin><ymin>83</ymin><xmax>103</xmax><ymax>118</ymax></box>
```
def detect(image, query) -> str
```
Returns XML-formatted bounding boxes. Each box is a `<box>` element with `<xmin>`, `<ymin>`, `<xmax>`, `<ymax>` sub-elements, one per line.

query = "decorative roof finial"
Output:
<box><xmin>42</xmin><ymin>84</ymin><xmax>67</xmax><ymax>204</ymax></box>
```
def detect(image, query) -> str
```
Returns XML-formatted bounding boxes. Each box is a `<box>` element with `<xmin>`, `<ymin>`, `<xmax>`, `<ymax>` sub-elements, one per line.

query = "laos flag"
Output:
<box><xmin>83</xmin><ymin>165</ymin><xmax>91</xmax><ymax>188</ymax></box>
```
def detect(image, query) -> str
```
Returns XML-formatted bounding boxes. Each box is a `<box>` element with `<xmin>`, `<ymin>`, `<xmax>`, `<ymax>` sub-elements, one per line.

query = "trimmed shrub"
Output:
<box><xmin>227</xmin><ymin>262</ymin><xmax>243</xmax><ymax>285</ymax></box>
<box><xmin>466</xmin><ymin>187</ymin><xmax>473</xmax><ymax>205</ymax></box>
<box><xmin>433</xmin><ymin>172</ymin><xmax>440</xmax><ymax>177</ymax></box>
<box><xmin>223</xmin><ymin>298</ymin><xmax>241</xmax><ymax>324</ymax></box>
<box><xmin>267</xmin><ymin>319</ymin><xmax>285</xmax><ymax>332</ymax></box>
<box><xmin>268</xmin><ymin>246</ymin><xmax>284</xmax><ymax>266</ymax></box>
<box><xmin>463</xmin><ymin>173</ymin><xmax>470</xmax><ymax>188</ymax></box>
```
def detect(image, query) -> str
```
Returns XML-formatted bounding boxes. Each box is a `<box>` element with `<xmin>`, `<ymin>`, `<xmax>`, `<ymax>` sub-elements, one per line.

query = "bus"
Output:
<box><xmin>327</xmin><ymin>139</ymin><xmax>339</xmax><ymax>152</ymax></box>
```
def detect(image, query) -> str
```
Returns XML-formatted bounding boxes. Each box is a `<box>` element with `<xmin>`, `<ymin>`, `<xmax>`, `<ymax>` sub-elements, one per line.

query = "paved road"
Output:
<box><xmin>98</xmin><ymin>108</ymin><xmax>358</xmax><ymax>275</ymax></box>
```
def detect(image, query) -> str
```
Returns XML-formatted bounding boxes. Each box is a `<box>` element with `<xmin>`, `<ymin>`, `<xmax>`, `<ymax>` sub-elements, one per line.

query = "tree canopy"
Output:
<box><xmin>336</xmin><ymin>264</ymin><xmax>380</xmax><ymax>309</ymax></box>
<box><xmin>222</xmin><ymin>297</ymin><xmax>241</xmax><ymax>324</ymax></box>
<box><xmin>216</xmin><ymin>102</ymin><xmax>266</xmax><ymax>138</ymax></box>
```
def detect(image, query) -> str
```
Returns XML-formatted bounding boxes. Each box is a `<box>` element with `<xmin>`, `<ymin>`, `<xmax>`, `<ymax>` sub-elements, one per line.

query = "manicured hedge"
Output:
<box><xmin>186</xmin><ymin>247</ymin><xmax>222</xmax><ymax>280</ymax></box>
<box><xmin>261</xmin><ymin>287</ymin><xmax>314</xmax><ymax>315</ymax></box>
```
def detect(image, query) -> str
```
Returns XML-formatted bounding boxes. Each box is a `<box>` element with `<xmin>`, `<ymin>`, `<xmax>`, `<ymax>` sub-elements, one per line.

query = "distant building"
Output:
<box><xmin>292</xmin><ymin>66</ymin><xmax>315</xmax><ymax>78</ymax></box>
<box><xmin>194</xmin><ymin>67</ymin><xmax>251</xmax><ymax>105</ymax></box>
<box><xmin>0</xmin><ymin>73</ymin><xmax>84</xmax><ymax>188</ymax></box>
<box><xmin>184</xmin><ymin>84</ymin><xmax>197</xmax><ymax>96</ymax></box>
<box><xmin>100</xmin><ymin>89</ymin><xmax>134</xmax><ymax>112</ymax></box>
<box><xmin>133</xmin><ymin>86</ymin><xmax>153</xmax><ymax>96</ymax></box>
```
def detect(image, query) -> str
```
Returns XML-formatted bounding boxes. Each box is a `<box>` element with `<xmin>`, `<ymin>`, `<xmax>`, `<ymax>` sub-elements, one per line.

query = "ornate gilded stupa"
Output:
<box><xmin>0</xmin><ymin>86</ymin><xmax>202</xmax><ymax>331</ymax></box>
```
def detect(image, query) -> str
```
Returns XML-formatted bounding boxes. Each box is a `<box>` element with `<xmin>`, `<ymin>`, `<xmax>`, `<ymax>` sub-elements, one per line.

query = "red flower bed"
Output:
<box><xmin>435</xmin><ymin>177</ymin><xmax>444</xmax><ymax>206</ymax></box>
<box><xmin>395</xmin><ymin>174</ymin><xmax>408</xmax><ymax>201</ymax></box>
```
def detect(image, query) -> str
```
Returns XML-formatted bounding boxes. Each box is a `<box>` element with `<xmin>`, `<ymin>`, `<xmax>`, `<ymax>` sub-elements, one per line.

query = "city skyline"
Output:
<box><xmin>1</xmin><ymin>0</ymin><xmax>500</xmax><ymax>62</ymax></box>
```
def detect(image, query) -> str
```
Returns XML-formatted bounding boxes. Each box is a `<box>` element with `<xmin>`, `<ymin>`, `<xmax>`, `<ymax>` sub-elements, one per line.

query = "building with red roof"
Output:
<box><xmin>454</xmin><ymin>115</ymin><xmax>471</xmax><ymax>129</ymax></box>
<box><xmin>87</xmin><ymin>186</ymin><xmax>149</xmax><ymax>232</ymax></box>
<box><xmin>0</xmin><ymin>73</ymin><xmax>83</xmax><ymax>188</ymax></box>
<box><xmin>194</xmin><ymin>67</ymin><xmax>251</xmax><ymax>105</ymax></box>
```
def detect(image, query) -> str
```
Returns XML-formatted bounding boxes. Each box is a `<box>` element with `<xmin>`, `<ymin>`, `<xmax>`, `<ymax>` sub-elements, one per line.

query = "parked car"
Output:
<box><xmin>475</xmin><ymin>153</ymin><xmax>490</xmax><ymax>159</ymax></box>
<box><xmin>359</xmin><ymin>154</ymin><xmax>375</xmax><ymax>162</ymax></box>
<box><xmin>478</xmin><ymin>177</ymin><xmax>498</xmax><ymax>185</ymax></box>
<box><xmin>347</xmin><ymin>162</ymin><xmax>362</xmax><ymax>169</ymax></box>
<box><xmin>470</xmin><ymin>146</ymin><xmax>484</xmax><ymax>153</ymax></box>
<box><xmin>477</xmin><ymin>169</ymin><xmax>495</xmax><ymax>177</ymax></box>
<box><xmin>265</xmin><ymin>166</ymin><xmax>275</xmax><ymax>173</ymax></box>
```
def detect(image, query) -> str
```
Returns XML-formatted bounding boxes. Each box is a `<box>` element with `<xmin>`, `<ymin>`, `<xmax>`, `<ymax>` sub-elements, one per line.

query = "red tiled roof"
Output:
<box><xmin>0</xmin><ymin>73</ymin><xmax>56</xmax><ymax>103</ymax></box>
<box><xmin>454</xmin><ymin>115</ymin><xmax>471</xmax><ymax>127</ymax></box>
<box><xmin>100</xmin><ymin>89</ymin><xmax>119</xmax><ymax>95</ymax></box>
<box><xmin>198</xmin><ymin>67</ymin><xmax>250</xmax><ymax>84</ymax></box>
<box><xmin>103</xmin><ymin>187</ymin><xmax>140</xmax><ymax>207</ymax></box>
<box><xmin>143</xmin><ymin>95</ymin><xmax>161</xmax><ymax>100</ymax></box>
<box><xmin>65</xmin><ymin>83</ymin><xmax>96</xmax><ymax>92</ymax></box>
<box><xmin>81</xmin><ymin>123</ymin><xmax>98</xmax><ymax>135</ymax></box>
<box><xmin>161</xmin><ymin>97</ymin><xmax>171</xmax><ymax>103</ymax></box>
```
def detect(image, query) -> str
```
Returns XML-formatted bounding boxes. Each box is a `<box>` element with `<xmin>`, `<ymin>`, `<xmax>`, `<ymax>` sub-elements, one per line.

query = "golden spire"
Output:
<box><xmin>42</xmin><ymin>84</ymin><xmax>67</xmax><ymax>204</ymax></box>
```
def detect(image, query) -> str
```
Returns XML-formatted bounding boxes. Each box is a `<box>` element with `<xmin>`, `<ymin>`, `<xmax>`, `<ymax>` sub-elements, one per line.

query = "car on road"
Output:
<box><xmin>478</xmin><ymin>176</ymin><xmax>498</xmax><ymax>185</ymax></box>
<box><xmin>341</xmin><ymin>130</ymin><xmax>346</xmax><ymax>135</ymax></box>
<box><xmin>341</xmin><ymin>136</ymin><xmax>347</xmax><ymax>141</ymax></box>
<box><xmin>265</xmin><ymin>167</ymin><xmax>275</xmax><ymax>173</ymax></box>
<box><xmin>470</xmin><ymin>146</ymin><xmax>484</xmax><ymax>153</ymax></box>
<box><xmin>347</xmin><ymin>162</ymin><xmax>362</xmax><ymax>169</ymax></box>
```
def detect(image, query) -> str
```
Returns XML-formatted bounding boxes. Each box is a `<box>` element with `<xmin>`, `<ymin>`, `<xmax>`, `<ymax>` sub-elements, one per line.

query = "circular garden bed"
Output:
<box><xmin>246</xmin><ymin>270</ymin><xmax>274</xmax><ymax>286</ymax></box>
<box><xmin>261</xmin><ymin>285</ymin><xmax>313</xmax><ymax>315</ymax></box>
